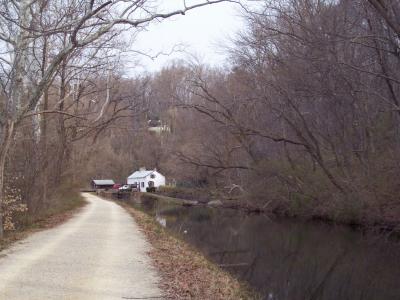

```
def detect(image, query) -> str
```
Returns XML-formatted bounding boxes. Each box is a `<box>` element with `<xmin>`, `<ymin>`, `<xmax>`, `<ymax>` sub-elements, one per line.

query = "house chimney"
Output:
<box><xmin>139</xmin><ymin>167</ymin><xmax>146</xmax><ymax>171</ymax></box>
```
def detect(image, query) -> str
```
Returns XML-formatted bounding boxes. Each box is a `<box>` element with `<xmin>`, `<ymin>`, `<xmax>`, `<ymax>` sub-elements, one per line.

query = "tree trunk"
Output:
<box><xmin>0</xmin><ymin>0</ymin><xmax>32</xmax><ymax>238</ymax></box>
<box><xmin>55</xmin><ymin>56</ymin><xmax>67</xmax><ymax>185</ymax></box>
<box><xmin>0</xmin><ymin>121</ymin><xmax>15</xmax><ymax>238</ymax></box>
<box><xmin>40</xmin><ymin>36</ymin><xmax>49</xmax><ymax>205</ymax></box>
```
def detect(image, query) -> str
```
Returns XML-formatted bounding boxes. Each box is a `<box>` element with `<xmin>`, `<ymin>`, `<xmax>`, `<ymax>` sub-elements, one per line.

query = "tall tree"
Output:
<box><xmin>0</xmin><ymin>0</ymin><xmax>236</xmax><ymax>237</ymax></box>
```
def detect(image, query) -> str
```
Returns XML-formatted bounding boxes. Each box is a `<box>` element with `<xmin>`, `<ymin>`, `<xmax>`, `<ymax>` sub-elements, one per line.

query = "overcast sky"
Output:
<box><xmin>125</xmin><ymin>1</ymin><xmax>250</xmax><ymax>75</ymax></box>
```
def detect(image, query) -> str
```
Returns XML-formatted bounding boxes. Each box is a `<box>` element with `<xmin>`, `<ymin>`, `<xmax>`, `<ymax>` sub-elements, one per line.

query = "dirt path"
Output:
<box><xmin>0</xmin><ymin>193</ymin><xmax>162</xmax><ymax>300</ymax></box>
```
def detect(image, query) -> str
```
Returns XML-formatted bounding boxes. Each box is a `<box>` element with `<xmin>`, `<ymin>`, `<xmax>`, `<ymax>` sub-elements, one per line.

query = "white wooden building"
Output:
<box><xmin>127</xmin><ymin>168</ymin><xmax>165</xmax><ymax>192</ymax></box>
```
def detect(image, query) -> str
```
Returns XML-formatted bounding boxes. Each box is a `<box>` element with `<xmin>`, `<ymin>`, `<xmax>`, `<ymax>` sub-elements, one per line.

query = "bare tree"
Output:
<box><xmin>147</xmin><ymin>0</ymin><xmax>400</xmax><ymax>223</ymax></box>
<box><xmin>0</xmin><ymin>0</ymin><xmax>237</xmax><ymax>237</ymax></box>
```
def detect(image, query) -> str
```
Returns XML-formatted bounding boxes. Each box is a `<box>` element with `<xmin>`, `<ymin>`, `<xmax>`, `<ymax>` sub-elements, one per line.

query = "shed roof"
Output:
<box><xmin>92</xmin><ymin>179</ymin><xmax>115</xmax><ymax>185</ymax></box>
<box><xmin>128</xmin><ymin>170</ymin><xmax>155</xmax><ymax>179</ymax></box>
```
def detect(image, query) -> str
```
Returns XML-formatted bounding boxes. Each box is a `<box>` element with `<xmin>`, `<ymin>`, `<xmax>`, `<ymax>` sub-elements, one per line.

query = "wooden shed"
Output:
<box><xmin>91</xmin><ymin>179</ymin><xmax>115</xmax><ymax>190</ymax></box>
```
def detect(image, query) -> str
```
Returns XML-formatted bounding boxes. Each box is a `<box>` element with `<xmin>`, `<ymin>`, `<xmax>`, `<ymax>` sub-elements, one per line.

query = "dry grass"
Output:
<box><xmin>121</xmin><ymin>203</ymin><xmax>260</xmax><ymax>300</ymax></box>
<box><xmin>0</xmin><ymin>192</ymin><xmax>86</xmax><ymax>252</ymax></box>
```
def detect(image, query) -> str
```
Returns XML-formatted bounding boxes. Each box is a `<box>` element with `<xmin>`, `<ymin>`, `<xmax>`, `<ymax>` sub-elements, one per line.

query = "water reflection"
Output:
<box><xmin>134</xmin><ymin>198</ymin><xmax>400</xmax><ymax>300</ymax></box>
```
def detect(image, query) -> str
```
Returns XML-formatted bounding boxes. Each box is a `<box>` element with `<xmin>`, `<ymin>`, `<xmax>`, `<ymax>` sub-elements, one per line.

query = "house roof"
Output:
<box><xmin>92</xmin><ymin>179</ymin><xmax>115</xmax><ymax>185</ymax></box>
<box><xmin>128</xmin><ymin>170</ymin><xmax>155</xmax><ymax>179</ymax></box>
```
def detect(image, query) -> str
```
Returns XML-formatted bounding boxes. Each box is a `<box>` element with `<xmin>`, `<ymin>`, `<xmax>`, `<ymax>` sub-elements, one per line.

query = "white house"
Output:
<box><xmin>127</xmin><ymin>168</ymin><xmax>165</xmax><ymax>192</ymax></box>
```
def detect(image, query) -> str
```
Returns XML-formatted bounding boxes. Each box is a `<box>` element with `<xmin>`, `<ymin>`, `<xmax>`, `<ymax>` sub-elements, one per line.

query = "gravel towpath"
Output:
<box><xmin>0</xmin><ymin>193</ymin><xmax>162</xmax><ymax>300</ymax></box>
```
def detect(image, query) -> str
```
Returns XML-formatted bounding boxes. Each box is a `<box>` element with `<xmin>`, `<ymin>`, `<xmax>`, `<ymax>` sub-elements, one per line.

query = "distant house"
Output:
<box><xmin>148</xmin><ymin>118</ymin><xmax>170</xmax><ymax>135</ymax></box>
<box><xmin>91</xmin><ymin>179</ymin><xmax>115</xmax><ymax>190</ymax></box>
<box><xmin>127</xmin><ymin>168</ymin><xmax>165</xmax><ymax>192</ymax></box>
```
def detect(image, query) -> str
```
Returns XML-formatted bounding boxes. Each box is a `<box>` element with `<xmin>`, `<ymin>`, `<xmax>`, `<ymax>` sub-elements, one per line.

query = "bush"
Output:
<box><xmin>146</xmin><ymin>187</ymin><xmax>156</xmax><ymax>193</ymax></box>
<box><xmin>2</xmin><ymin>187</ymin><xmax>27</xmax><ymax>231</ymax></box>
<box><xmin>156</xmin><ymin>186</ymin><xmax>211</xmax><ymax>202</ymax></box>
<box><xmin>14</xmin><ymin>182</ymin><xmax>84</xmax><ymax>230</ymax></box>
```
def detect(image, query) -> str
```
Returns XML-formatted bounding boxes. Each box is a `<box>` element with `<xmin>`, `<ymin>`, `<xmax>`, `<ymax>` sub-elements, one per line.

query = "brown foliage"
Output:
<box><xmin>121</xmin><ymin>203</ymin><xmax>259</xmax><ymax>300</ymax></box>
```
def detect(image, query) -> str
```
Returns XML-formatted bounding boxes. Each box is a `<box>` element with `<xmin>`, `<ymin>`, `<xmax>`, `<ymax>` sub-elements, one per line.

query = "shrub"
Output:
<box><xmin>146</xmin><ymin>187</ymin><xmax>156</xmax><ymax>193</ymax></box>
<box><xmin>157</xmin><ymin>186</ymin><xmax>211</xmax><ymax>202</ymax></box>
<box><xmin>2</xmin><ymin>187</ymin><xmax>27</xmax><ymax>231</ymax></box>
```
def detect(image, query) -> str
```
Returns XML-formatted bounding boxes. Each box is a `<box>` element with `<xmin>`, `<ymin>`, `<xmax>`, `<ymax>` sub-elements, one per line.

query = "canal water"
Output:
<box><xmin>134</xmin><ymin>197</ymin><xmax>400</xmax><ymax>300</ymax></box>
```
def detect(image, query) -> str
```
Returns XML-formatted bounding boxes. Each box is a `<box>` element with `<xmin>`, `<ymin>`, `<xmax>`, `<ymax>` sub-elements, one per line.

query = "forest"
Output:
<box><xmin>1</xmin><ymin>0</ymin><xmax>400</xmax><ymax>237</ymax></box>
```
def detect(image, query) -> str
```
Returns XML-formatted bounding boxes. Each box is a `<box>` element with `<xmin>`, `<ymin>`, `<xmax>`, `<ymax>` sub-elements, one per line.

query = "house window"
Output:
<box><xmin>141</xmin><ymin>182</ymin><xmax>144</xmax><ymax>188</ymax></box>
<box><xmin>150</xmin><ymin>174</ymin><xmax>155</xmax><ymax>179</ymax></box>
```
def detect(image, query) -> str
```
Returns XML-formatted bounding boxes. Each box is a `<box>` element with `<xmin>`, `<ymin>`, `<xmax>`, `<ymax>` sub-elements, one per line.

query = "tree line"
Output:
<box><xmin>0</xmin><ymin>0</ymin><xmax>234</xmax><ymax>237</ymax></box>
<box><xmin>94</xmin><ymin>0</ymin><xmax>399</xmax><ymax>226</ymax></box>
<box><xmin>1</xmin><ymin>0</ymin><xmax>399</xmax><ymax>236</ymax></box>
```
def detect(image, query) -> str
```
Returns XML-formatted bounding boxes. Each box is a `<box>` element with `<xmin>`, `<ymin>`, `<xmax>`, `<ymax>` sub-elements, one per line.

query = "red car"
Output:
<box><xmin>112</xmin><ymin>183</ymin><xmax>122</xmax><ymax>190</ymax></box>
